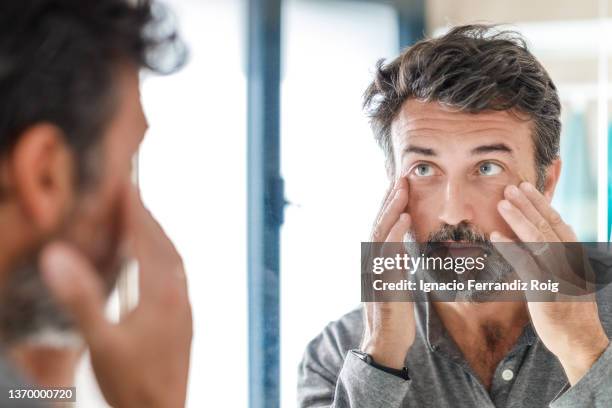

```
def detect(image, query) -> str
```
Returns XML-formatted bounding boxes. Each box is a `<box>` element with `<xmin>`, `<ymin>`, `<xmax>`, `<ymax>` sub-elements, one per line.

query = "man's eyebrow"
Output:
<box><xmin>471</xmin><ymin>143</ymin><xmax>513</xmax><ymax>155</ymax></box>
<box><xmin>402</xmin><ymin>145</ymin><xmax>436</xmax><ymax>156</ymax></box>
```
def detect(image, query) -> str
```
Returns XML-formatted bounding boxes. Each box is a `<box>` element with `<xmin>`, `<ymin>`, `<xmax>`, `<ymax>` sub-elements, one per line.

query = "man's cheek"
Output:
<box><xmin>467</xmin><ymin>182</ymin><xmax>516</xmax><ymax>236</ymax></box>
<box><xmin>491</xmin><ymin>210</ymin><xmax>518</xmax><ymax>240</ymax></box>
<box><xmin>408</xmin><ymin>181</ymin><xmax>444</xmax><ymax>212</ymax></box>
<box><xmin>463</xmin><ymin>196</ymin><xmax>516</xmax><ymax>240</ymax></box>
<box><xmin>408</xmin><ymin>190</ymin><xmax>440</xmax><ymax>242</ymax></box>
<box><xmin>471</xmin><ymin>179</ymin><xmax>507</xmax><ymax>200</ymax></box>
<box><xmin>67</xmin><ymin>182</ymin><xmax>123</xmax><ymax>263</ymax></box>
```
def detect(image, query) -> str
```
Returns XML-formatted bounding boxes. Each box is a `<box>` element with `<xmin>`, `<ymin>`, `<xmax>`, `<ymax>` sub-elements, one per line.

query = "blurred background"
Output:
<box><xmin>73</xmin><ymin>0</ymin><xmax>611</xmax><ymax>406</ymax></box>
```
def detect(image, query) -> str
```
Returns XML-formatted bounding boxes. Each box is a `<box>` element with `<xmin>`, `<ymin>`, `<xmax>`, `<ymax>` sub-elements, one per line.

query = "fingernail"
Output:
<box><xmin>499</xmin><ymin>200</ymin><xmax>513</xmax><ymax>211</ymax></box>
<box><xmin>490</xmin><ymin>231</ymin><xmax>501</xmax><ymax>241</ymax></box>
<box><xmin>520</xmin><ymin>181</ymin><xmax>535</xmax><ymax>192</ymax></box>
<box><xmin>506</xmin><ymin>185</ymin><xmax>519</xmax><ymax>198</ymax></box>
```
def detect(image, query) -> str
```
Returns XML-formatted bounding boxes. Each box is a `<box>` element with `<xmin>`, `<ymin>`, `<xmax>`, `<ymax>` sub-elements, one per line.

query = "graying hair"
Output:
<box><xmin>363</xmin><ymin>24</ymin><xmax>561</xmax><ymax>190</ymax></box>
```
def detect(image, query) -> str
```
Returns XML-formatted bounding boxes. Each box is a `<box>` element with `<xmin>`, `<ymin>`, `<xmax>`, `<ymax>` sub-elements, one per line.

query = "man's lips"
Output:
<box><xmin>431</xmin><ymin>241</ymin><xmax>488</xmax><ymax>258</ymax></box>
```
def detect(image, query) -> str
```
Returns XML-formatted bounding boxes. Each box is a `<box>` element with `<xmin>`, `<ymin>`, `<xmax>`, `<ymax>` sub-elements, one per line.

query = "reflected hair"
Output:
<box><xmin>363</xmin><ymin>24</ymin><xmax>561</xmax><ymax>189</ymax></box>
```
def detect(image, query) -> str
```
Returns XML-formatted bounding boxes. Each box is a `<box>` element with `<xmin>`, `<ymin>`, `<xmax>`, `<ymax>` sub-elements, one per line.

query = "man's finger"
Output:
<box><xmin>123</xmin><ymin>184</ymin><xmax>188</xmax><ymax>300</ymax></box>
<box><xmin>490</xmin><ymin>231</ymin><xmax>544</xmax><ymax>284</ymax></box>
<box><xmin>518</xmin><ymin>182</ymin><xmax>577</xmax><ymax>241</ymax></box>
<box><xmin>372</xmin><ymin>179</ymin><xmax>409</xmax><ymax>242</ymax></box>
<box><xmin>39</xmin><ymin>242</ymin><xmax>110</xmax><ymax>346</ymax></box>
<box><xmin>125</xmin><ymin>185</ymin><xmax>164</xmax><ymax>255</ymax></box>
<box><xmin>386</xmin><ymin>213</ymin><xmax>411</xmax><ymax>242</ymax></box>
<box><xmin>374</xmin><ymin>180</ymin><xmax>399</xmax><ymax>225</ymax></box>
<box><xmin>373</xmin><ymin>177</ymin><xmax>407</xmax><ymax>234</ymax></box>
<box><xmin>504</xmin><ymin>184</ymin><xmax>558</xmax><ymax>242</ymax></box>
<box><xmin>497</xmin><ymin>200</ymin><xmax>547</xmax><ymax>243</ymax></box>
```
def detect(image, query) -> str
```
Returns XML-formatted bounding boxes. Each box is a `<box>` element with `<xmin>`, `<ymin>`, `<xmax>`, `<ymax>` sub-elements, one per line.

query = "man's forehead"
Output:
<box><xmin>391</xmin><ymin>99</ymin><xmax>532</xmax><ymax>146</ymax></box>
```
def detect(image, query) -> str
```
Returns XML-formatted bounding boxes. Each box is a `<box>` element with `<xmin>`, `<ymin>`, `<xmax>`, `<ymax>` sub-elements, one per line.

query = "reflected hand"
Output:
<box><xmin>361</xmin><ymin>177</ymin><xmax>415</xmax><ymax>369</ymax></box>
<box><xmin>491</xmin><ymin>181</ymin><xmax>608</xmax><ymax>385</ymax></box>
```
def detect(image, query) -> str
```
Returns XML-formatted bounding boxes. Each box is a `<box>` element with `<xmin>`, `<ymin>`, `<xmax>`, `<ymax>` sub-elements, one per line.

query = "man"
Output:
<box><xmin>0</xmin><ymin>1</ymin><xmax>192</xmax><ymax>406</ymax></box>
<box><xmin>298</xmin><ymin>25</ymin><xmax>612</xmax><ymax>407</ymax></box>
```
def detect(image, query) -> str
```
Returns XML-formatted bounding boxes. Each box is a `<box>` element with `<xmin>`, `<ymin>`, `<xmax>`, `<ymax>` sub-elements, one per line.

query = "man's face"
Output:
<box><xmin>392</xmin><ymin>100</ymin><xmax>539</xmax><ymax>243</ymax></box>
<box><xmin>391</xmin><ymin>100</ymin><xmax>548</xmax><ymax>300</ymax></box>
<box><xmin>0</xmin><ymin>65</ymin><xmax>147</xmax><ymax>344</ymax></box>
<box><xmin>62</xmin><ymin>65</ymin><xmax>146</xmax><ymax>284</ymax></box>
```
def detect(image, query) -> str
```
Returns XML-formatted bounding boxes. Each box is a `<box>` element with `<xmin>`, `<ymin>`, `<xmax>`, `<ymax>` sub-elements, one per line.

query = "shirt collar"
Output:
<box><xmin>415</xmin><ymin>298</ymin><xmax>538</xmax><ymax>362</ymax></box>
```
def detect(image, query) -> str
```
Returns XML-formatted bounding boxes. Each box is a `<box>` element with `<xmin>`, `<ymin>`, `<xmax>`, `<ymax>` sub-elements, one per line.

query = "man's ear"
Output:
<box><xmin>8</xmin><ymin>124</ymin><xmax>76</xmax><ymax>233</ymax></box>
<box><xmin>542</xmin><ymin>158</ymin><xmax>562</xmax><ymax>203</ymax></box>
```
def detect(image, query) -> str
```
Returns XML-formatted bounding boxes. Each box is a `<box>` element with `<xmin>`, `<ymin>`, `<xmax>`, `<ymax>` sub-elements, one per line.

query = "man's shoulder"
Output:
<box><xmin>0</xmin><ymin>351</ymin><xmax>38</xmax><ymax>408</ymax></box>
<box><xmin>299</xmin><ymin>307</ymin><xmax>364</xmax><ymax>380</ymax></box>
<box><xmin>590</xmin><ymin>248</ymin><xmax>612</xmax><ymax>333</ymax></box>
<box><xmin>304</xmin><ymin>306</ymin><xmax>364</xmax><ymax>358</ymax></box>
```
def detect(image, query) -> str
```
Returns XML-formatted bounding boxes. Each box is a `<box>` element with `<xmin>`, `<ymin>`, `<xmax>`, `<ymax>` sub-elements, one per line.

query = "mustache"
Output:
<box><xmin>427</xmin><ymin>222</ymin><xmax>489</xmax><ymax>244</ymax></box>
<box><xmin>423</xmin><ymin>222</ymin><xmax>494</xmax><ymax>255</ymax></box>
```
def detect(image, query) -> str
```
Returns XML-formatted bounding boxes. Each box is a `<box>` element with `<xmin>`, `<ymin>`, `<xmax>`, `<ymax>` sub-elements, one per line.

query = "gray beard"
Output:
<box><xmin>404</xmin><ymin>235</ymin><xmax>518</xmax><ymax>302</ymax></box>
<box><xmin>0</xmin><ymin>256</ymin><xmax>82</xmax><ymax>347</ymax></box>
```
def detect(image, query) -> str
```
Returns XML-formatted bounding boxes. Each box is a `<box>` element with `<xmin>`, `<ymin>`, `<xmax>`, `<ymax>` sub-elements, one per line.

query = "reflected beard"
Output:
<box><xmin>406</xmin><ymin>223</ymin><xmax>517</xmax><ymax>302</ymax></box>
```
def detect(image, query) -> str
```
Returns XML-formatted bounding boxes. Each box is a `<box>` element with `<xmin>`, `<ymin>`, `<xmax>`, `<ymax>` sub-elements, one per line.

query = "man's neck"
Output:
<box><xmin>0</xmin><ymin>213</ymin><xmax>81</xmax><ymax>387</ymax></box>
<box><xmin>433</xmin><ymin>301</ymin><xmax>529</xmax><ymax>390</ymax></box>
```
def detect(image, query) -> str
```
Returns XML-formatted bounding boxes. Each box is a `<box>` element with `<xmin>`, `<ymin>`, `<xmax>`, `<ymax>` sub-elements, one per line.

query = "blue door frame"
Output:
<box><xmin>246</xmin><ymin>1</ymin><xmax>424</xmax><ymax>406</ymax></box>
<box><xmin>247</xmin><ymin>0</ymin><xmax>283</xmax><ymax>408</ymax></box>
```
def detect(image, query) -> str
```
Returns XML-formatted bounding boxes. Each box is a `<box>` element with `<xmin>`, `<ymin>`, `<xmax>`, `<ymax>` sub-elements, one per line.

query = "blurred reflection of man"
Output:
<box><xmin>299</xmin><ymin>25</ymin><xmax>612</xmax><ymax>407</ymax></box>
<box><xmin>0</xmin><ymin>1</ymin><xmax>192</xmax><ymax>406</ymax></box>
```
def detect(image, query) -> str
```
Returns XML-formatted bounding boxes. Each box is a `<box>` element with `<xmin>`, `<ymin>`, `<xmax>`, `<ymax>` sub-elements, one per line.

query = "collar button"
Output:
<box><xmin>501</xmin><ymin>368</ymin><xmax>514</xmax><ymax>381</ymax></box>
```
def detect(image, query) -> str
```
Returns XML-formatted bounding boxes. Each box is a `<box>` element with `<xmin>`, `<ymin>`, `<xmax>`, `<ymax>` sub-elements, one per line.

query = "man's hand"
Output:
<box><xmin>361</xmin><ymin>177</ymin><xmax>415</xmax><ymax>369</ymax></box>
<box><xmin>39</xmin><ymin>185</ymin><xmax>193</xmax><ymax>408</ymax></box>
<box><xmin>492</xmin><ymin>181</ymin><xmax>609</xmax><ymax>385</ymax></box>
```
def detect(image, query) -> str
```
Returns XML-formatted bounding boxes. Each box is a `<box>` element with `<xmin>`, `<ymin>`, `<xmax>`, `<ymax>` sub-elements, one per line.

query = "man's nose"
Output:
<box><xmin>437</xmin><ymin>179</ymin><xmax>474</xmax><ymax>226</ymax></box>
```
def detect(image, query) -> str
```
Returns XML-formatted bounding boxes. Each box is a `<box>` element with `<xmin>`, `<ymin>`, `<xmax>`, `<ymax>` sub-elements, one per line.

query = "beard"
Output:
<box><xmin>0</xmin><ymin>256</ymin><xmax>79</xmax><ymax>347</ymax></box>
<box><xmin>406</xmin><ymin>222</ymin><xmax>517</xmax><ymax>302</ymax></box>
<box><xmin>0</xmin><ymin>202</ymin><xmax>125</xmax><ymax>347</ymax></box>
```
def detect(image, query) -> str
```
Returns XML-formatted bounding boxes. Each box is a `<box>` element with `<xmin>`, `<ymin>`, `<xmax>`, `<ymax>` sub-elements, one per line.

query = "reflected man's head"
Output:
<box><xmin>364</xmin><ymin>25</ymin><xmax>562</xmax><ymax>244</ymax></box>
<box><xmin>0</xmin><ymin>0</ymin><xmax>185</xmax><ymax>345</ymax></box>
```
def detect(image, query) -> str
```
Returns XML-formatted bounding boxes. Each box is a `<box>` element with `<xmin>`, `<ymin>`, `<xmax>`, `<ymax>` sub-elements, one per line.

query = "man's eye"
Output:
<box><xmin>414</xmin><ymin>164</ymin><xmax>434</xmax><ymax>177</ymax></box>
<box><xmin>479</xmin><ymin>162</ymin><xmax>503</xmax><ymax>176</ymax></box>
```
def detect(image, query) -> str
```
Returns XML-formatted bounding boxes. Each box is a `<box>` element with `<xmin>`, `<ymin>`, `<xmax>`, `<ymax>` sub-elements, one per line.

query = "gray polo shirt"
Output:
<box><xmin>0</xmin><ymin>351</ymin><xmax>40</xmax><ymax>408</ymax></box>
<box><xmin>298</xmin><ymin>261</ymin><xmax>612</xmax><ymax>407</ymax></box>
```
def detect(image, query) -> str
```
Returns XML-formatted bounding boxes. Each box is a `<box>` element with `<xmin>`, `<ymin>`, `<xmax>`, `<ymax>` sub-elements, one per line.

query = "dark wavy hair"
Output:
<box><xmin>363</xmin><ymin>24</ymin><xmax>561</xmax><ymax>189</ymax></box>
<box><xmin>0</xmin><ymin>0</ymin><xmax>186</xmax><ymax>190</ymax></box>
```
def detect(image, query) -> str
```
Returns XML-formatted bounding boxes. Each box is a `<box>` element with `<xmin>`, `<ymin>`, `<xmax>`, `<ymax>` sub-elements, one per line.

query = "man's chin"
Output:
<box><xmin>0</xmin><ymin>249</ymin><xmax>124</xmax><ymax>348</ymax></box>
<box><xmin>0</xmin><ymin>258</ymin><xmax>74</xmax><ymax>346</ymax></box>
<box><xmin>451</xmin><ymin>288</ymin><xmax>525</xmax><ymax>303</ymax></box>
<box><xmin>420</xmin><ymin>265</ymin><xmax>518</xmax><ymax>302</ymax></box>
